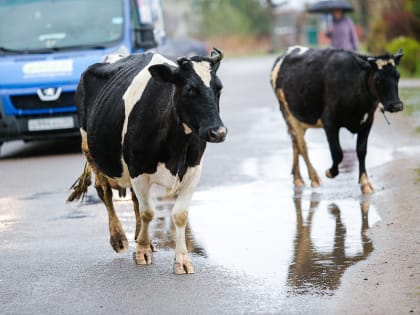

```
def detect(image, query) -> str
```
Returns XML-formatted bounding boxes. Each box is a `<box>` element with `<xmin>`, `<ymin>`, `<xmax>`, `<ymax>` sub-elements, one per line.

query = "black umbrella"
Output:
<box><xmin>307</xmin><ymin>0</ymin><xmax>354</xmax><ymax>13</ymax></box>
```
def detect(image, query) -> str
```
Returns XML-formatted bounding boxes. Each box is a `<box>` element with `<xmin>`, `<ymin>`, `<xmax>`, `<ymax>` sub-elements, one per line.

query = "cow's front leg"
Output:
<box><xmin>131</xmin><ymin>175</ymin><xmax>155</xmax><ymax>265</ymax></box>
<box><xmin>357</xmin><ymin>125</ymin><xmax>375</xmax><ymax>194</ymax></box>
<box><xmin>172</xmin><ymin>165</ymin><xmax>202</xmax><ymax>275</ymax></box>
<box><xmin>323</xmin><ymin>124</ymin><xmax>343</xmax><ymax>179</ymax></box>
<box><xmin>131</xmin><ymin>188</ymin><xmax>157</xmax><ymax>250</ymax></box>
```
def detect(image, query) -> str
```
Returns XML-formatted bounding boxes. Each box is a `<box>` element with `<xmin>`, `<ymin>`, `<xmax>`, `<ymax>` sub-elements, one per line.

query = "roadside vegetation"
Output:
<box><xmin>174</xmin><ymin>0</ymin><xmax>419</xmax><ymax>77</ymax></box>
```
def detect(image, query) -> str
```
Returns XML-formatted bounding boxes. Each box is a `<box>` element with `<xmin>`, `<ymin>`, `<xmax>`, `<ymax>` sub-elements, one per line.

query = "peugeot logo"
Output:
<box><xmin>37</xmin><ymin>87</ymin><xmax>62</xmax><ymax>101</ymax></box>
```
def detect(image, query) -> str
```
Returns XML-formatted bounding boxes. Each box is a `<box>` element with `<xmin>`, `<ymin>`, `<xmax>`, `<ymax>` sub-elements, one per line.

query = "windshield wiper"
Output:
<box><xmin>0</xmin><ymin>46</ymin><xmax>25</xmax><ymax>54</ymax></box>
<box><xmin>0</xmin><ymin>46</ymin><xmax>58</xmax><ymax>54</ymax></box>
<box><xmin>0</xmin><ymin>44</ymin><xmax>108</xmax><ymax>55</ymax></box>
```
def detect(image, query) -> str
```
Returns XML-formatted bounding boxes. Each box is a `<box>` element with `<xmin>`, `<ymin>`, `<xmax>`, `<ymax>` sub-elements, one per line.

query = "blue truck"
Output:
<box><xmin>0</xmin><ymin>0</ymin><xmax>164</xmax><ymax>150</ymax></box>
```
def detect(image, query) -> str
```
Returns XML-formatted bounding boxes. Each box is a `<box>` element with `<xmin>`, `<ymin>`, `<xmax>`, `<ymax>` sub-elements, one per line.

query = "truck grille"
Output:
<box><xmin>11</xmin><ymin>92</ymin><xmax>75</xmax><ymax>110</ymax></box>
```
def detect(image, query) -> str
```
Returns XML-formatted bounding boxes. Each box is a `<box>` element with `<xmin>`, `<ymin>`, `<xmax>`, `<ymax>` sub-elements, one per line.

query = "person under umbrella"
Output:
<box><xmin>307</xmin><ymin>1</ymin><xmax>358</xmax><ymax>51</ymax></box>
<box><xmin>326</xmin><ymin>8</ymin><xmax>358</xmax><ymax>51</ymax></box>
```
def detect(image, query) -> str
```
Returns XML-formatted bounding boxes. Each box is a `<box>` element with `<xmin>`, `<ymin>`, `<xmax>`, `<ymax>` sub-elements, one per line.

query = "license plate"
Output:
<box><xmin>28</xmin><ymin>117</ymin><xmax>74</xmax><ymax>131</ymax></box>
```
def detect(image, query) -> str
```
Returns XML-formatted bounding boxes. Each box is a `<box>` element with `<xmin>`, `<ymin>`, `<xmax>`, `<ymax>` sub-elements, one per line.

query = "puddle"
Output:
<box><xmin>100</xmin><ymin>174</ymin><xmax>379</xmax><ymax>296</ymax></box>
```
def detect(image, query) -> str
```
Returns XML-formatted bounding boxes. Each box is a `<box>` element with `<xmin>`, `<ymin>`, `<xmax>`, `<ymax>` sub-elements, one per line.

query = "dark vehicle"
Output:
<box><xmin>157</xmin><ymin>37</ymin><xmax>209</xmax><ymax>60</ymax></box>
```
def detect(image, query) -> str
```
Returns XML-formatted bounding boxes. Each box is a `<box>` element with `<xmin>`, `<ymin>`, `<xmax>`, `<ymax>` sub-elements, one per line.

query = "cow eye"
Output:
<box><xmin>375</xmin><ymin>78</ymin><xmax>382</xmax><ymax>85</ymax></box>
<box><xmin>186</xmin><ymin>85</ymin><xmax>198</xmax><ymax>96</ymax></box>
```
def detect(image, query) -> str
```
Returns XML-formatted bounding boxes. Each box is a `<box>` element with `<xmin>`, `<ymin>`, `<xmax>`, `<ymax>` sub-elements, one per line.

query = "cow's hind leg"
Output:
<box><xmin>95</xmin><ymin>172</ymin><xmax>128</xmax><ymax>253</ymax></box>
<box><xmin>297</xmin><ymin>128</ymin><xmax>322</xmax><ymax>188</ymax></box>
<box><xmin>277</xmin><ymin>89</ymin><xmax>321</xmax><ymax>188</ymax></box>
<box><xmin>292</xmin><ymin>141</ymin><xmax>305</xmax><ymax>187</ymax></box>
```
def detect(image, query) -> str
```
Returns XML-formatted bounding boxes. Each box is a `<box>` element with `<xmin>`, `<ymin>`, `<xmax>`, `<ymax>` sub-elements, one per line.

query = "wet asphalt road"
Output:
<box><xmin>0</xmin><ymin>55</ymin><xmax>417</xmax><ymax>314</ymax></box>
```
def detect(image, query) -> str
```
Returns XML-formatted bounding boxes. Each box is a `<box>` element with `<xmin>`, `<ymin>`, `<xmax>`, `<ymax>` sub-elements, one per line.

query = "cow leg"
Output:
<box><xmin>131</xmin><ymin>187</ymin><xmax>141</xmax><ymax>241</ymax></box>
<box><xmin>292</xmin><ymin>141</ymin><xmax>305</xmax><ymax>187</ymax></box>
<box><xmin>131</xmin><ymin>187</ymin><xmax>157</xmax><ymax>251</ymax></box>
<box><xmin>276</xmin><ymin>88</ymin><xmax>321</xmax><ymax>188</ymax></box>
<box><xmin>131</xmin><ymin>175</ymin><xmax>155</xmax><ymax>265</ymax></box>
<box><xmin>94</xmin><ymin>172</ymin><xmax>128</xmax><ymax>253</ymax></box>
<box><xmin>357</xmin><ymin>126</ymin><xmax>375</xmax><ymax>194</ymax></box>
<box><xmin>172</xmin><ymin>166</ymin><xmax>201</xmax><ymax>275</ymax></box>
<box><xmin>299</xmin><ymin>128</ymin><xmax>322</xmax><ymax>188</ymax></box>
<box><xmin>324</xmin><ymin>124</ymin><xmax>343</xmax><ymax>179</ymax></box>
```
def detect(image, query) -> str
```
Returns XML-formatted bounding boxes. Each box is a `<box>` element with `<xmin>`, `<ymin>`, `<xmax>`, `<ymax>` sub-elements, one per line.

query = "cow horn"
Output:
<box><xmin>177</xmin><ymin>56</ymin><xmax>190</xmax><ymax>66</ymax></box>
<box><xmin>209</xmin><ymin>48</ymin><xmax>224</xmax><ymax>64</ymax></box>
<box><xmin>394</xmin><ymin>48</ymin><xmax>403</xmax><ymax>58</ymax></box>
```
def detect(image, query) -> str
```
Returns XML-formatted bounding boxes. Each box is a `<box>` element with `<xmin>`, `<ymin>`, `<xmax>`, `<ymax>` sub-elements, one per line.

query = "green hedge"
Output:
<box><xmin>385</xmin><ymin>36</ymin><xmax>420</xmax><ymax>75</ymax></box>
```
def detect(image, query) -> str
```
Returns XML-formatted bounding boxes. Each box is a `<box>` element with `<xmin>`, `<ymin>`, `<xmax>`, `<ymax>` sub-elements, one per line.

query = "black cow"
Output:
<box><xmin>271</xmin><ymin>46</ymin><xmax>403</xmax><ymax>193</ymax></box>
<box><xmin>68</xmin><ymin>49</ymin><xmax>226</xmax><ymax>274</ymax></box>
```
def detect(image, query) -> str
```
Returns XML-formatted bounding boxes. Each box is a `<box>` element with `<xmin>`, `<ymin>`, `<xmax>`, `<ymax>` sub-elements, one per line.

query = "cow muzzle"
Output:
<box><xmin>206</xmin><ymin>126</ymin><xmax>227</xmax><ymax>143</ymax></box>
<box><xmin>386</xmin><ymin>101</ymin><xmax>404</xmax><ymax>113</ymax></box>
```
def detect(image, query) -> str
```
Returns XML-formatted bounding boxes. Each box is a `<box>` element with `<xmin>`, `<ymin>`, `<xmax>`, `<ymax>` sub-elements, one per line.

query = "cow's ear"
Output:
<box><xmin>394</xmin><ymin>48</ymin><xmax>403</xmax><ymax>65</ymax></box>
<box><xmin>149</xmin><ymin>64</ymin><xmax>179</xmax><ymax>83</ymax></box>
<box><xmin>354</xmin><ymin>55</ymin><xmax>371</xmax><ymax>70</ymax></box>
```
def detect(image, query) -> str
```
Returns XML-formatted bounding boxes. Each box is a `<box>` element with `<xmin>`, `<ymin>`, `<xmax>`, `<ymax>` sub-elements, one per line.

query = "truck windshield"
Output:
<box><xmin>0</xmin><ymin>0</ymin><xmax>124</xmax><ymax>53</ymax></box>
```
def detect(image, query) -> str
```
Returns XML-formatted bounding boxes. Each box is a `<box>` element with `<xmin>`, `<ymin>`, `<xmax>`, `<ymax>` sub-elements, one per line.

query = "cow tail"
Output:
<box><xmin>67</xmin><ymin>162</ymin><xmax>92</xmax><ymax>202</ymax></box>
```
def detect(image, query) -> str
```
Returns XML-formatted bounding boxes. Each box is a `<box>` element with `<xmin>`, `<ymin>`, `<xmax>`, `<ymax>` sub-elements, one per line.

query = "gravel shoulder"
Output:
<box><xmin>328</xmin><ymin>104</ymin><xmax>420</xmax><ymax>315</ymax></box>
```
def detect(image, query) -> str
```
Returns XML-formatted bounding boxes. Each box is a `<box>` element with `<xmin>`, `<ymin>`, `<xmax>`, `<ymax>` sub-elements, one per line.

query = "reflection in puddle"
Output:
<box><xmin>287</xmin><ymin>190</ymin><xmax>375</xmax><ymax>295</ymax></box>
<box><xmin>76</xmin><ymin>169</ymin><xmax>380</xmax><ymax>297</ymax></box>
<box><xmin>189</xmin><ymin>181</ymin><xmax>378</xmax><ymax>296</ymax></box>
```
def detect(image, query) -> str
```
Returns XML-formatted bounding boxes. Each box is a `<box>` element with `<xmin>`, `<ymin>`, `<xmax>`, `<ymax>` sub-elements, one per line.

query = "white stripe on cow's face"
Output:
<box><xmin>375</xmin><ymin>58</ymin><xmax>395</xmax><ymax>70</ymax></box>
<box><xmin>192</xmin><ymin>61</ymin><xmax>211</xmax><ymax>88</ymax></box>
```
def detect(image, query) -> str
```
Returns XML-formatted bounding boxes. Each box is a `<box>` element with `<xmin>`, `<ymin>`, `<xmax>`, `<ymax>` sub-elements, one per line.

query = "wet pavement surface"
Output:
<box><xmin>0</xmin><ymin>55</ymin><xmax>419</xmax><ymax>314</ymax></box>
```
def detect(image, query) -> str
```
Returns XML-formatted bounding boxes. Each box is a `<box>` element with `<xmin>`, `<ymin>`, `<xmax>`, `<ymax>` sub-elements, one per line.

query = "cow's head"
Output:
<box><xmin>149</xmin><ymin>48</ymin><xmax>227</xmax><ymax>143</ymax></box>
<box><xmin>362</xmin><ymin>49</ymin><xmax>404</xmax><ymax>113</ymax></box>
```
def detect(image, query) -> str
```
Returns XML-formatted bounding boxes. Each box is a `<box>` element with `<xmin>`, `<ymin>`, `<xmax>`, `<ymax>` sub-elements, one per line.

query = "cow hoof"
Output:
<box><xmin>110</xmin><ymin>234</ymin><xmax>129</xmax><ymax>253</ymax></box>
<box><xmin>361</xmin><ymin>182</ymin><xmax>375</xmax><ymax>194</ymax></box>
<box><xmin>310</xmin><ymin>177</ymin><xmax>322</xmax><ymax>188</ymax></box>
<box><xmin>150</xmin><ymin>241</ymin><xmax>158</xmax><ymax>252</ymax></box>
<box><xmin>294</xmin><ymin>178</ymin><xmax>305</xmax><ymax>187</ymax></box>
<box><xmin>325</xmin><ymin>169</ymin><xmax>333</xmax><ymax>178</ymax></box>
<box><xmin>135</xmin><ymin>245</ymin><xmax>153</xmax><ymax>265</ymax></box>
<box><xmin>174</xmin><ymin>254</ymin><xmax>195</xmax><ymax>275</ymax></box>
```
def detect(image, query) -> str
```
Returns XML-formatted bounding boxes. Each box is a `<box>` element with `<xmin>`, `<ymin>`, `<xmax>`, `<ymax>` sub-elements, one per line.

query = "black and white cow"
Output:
<box><xmin>68</xmin><ymin>48</ymin><xmax>226</xmax><ymax>274</ymax></box>
<box><xmin>271</xmin><ymin>46</ymin><xmax>403</xmax><ymax>193</ymax></box>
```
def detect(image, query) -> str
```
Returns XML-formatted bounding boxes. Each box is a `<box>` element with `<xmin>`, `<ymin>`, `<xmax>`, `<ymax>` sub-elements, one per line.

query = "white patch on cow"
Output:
<box><xmin>375</xmin><ymin>58</ymin><xmax>395</xmax><ymax>70</ymax></box>
<box><xmin>192</xmin><ymin>61</ymin><xmax>211</xmax><ymax>88</ymax></box>
<box><xmin>130</xmin><ymin>162</ymin><xmax>202</xmax><ymax>197</ymax></box>
<box><xmin>122</xmin><ymin>54</ymin><xmax>176</xmax><ymax>141</ymax></box>
<box><xmin>378</xmin><ymin>102</ymin><xmax>384</xmax><ymax>111</ymax></box>
<box><xmin>360</xmin><ymin>112</ymin><xmax>369</xmax><ymax>125</ymax></box>
<box><xmin>271</xmin><ymin>56</ymin><xmax>284</xmax><ymax>88</ymax></box>
<box><xmin>116</xmin><ymin>54</ymin><xmax>177</xmax><ymax>187</ymax></box>
<box><xmin>80</xmin><ymin>127</ymin><xmax>87</xmax><ymax>138</ymax></box>
<box><xmin>286</xmin><ymin>45</ymin><xmax>309</xmax><ymax>55</ymax></box>
<box><xmin>182</xmin><ymin>122</ymin><xmax>192</xmax><ymax>135</ymax></box>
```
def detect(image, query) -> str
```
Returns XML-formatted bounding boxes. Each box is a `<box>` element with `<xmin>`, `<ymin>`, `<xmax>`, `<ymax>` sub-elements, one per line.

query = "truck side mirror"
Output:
<box><xmin>134</xmin><ymin>23</ymin><xmax>157</xmax><ymax>50</ymax></box>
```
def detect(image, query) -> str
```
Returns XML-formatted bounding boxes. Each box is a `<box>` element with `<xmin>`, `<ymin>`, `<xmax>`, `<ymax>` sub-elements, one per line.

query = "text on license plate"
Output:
<box><xmin>28</xmin><ymin>117</ymin><xmax>74</xmax><ymax>131</ymax></box>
